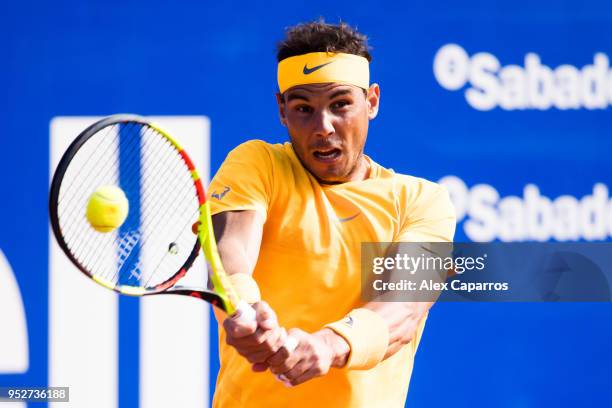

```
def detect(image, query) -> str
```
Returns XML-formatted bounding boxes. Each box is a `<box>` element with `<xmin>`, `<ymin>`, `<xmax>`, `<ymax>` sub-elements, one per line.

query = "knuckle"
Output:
<box><xmin>246</xmin><ymin>354</ymin><xmax>259</xmax><ymax>364</ymax></box>
<box><xmin>268</xmin><ymin>354</ymin><xmax>284</xmax><ymax>367</ymax></box>
<box><xmin>255</xmin><ymin>301</ymin><xmax>268</xmax><ymax>313</ymax></box>
<box><xmin>252</xmin><ymin>333</ymin><xmax>267</xmax><ymax>346</ymax></box>
<box><xmin>280</xmin><ymin>345</ymin><xmax>292</xmax><ymax>357</ymax></box>
<box><xmin>223</xmin><ymin>320</ymin><xmax>236</xmax><ymax>333</ymax></box>
<box><xmin>264</xmin><ymin>337</ymin><xmax>279</xmax><ymax>352</ymax></box>
<box><xmin>269</xmin><ymin>365</ymin><xmax>284</xmax><ymax>375</ymax></box>
<box><xmin>252</xmin><ymin>355</ymin><xmax>267</xmax><ymax>364</ymax></box>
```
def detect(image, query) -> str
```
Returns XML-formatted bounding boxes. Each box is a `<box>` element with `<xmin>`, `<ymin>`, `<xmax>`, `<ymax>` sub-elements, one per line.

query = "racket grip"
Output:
<box><xmin>233</xmin><ymin>300</ymin><xmax>256</xmax><ymax>322</ymax></box>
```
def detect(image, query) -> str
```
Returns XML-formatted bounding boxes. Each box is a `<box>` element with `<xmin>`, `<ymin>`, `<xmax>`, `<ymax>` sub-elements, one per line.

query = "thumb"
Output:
<box><xmin>254</xmin><ymin>301</ymin><xmax>278</xmax><ymax>330</ymax></box>
<box><xmin>251</xmin><ymin>362</ymin><xmax>269</xmax><ymax>372</ymax></box>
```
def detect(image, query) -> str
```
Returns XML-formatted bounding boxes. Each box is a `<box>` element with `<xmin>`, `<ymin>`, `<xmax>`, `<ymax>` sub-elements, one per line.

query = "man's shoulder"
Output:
<box><xmin>380</xmin><ymin>168</ymin><xmax>448</xmax><ymax>203</ymax></box>
<box><xmin>371</xmin><ymin>162</ymin><xmax>442</xmax><ymax>193</ymax></box>
<box><xmin>228</xmin><ymin>139</ymin><xmax>290</xmax><ymax>163</ymax></box>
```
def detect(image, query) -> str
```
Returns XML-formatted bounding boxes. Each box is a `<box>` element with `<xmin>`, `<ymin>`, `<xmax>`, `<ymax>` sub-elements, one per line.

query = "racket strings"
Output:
<box><xmin>103</xmin><ymin>125</ymin><xmax>199</xmax><ymax>287</ymax></box>
<box><xmin>58</xmin><ymin>126</ymin><xmax>127</xmax><ymax>275</ymax></box>
<box><xmin>141</xmin><ymin>206</ymin><xmax>201</xmax><ymax>288</ymax></box>
<box><xmin>61</xmin><ymin>125</ymin><xmax>148</xmax><ymax>273</ymax></box>
<box><xmin>59</xmin><ymin>124</ymin><xmax>140</xmax><ymax>244</ymax></box>
<box><xmin>59</xmin><ymin>123</ymin><xmax>141</xmax><ymax>222</ymax></box>
<box><xmin>126</xmin><ymin>132</ymin><xmax>201</xmax><ymax>287</ymax></box>
<box><xmin>62</xmin><ymin>124</ymin><xmax>176</xmax><ymax>271</ymax></box>
<box><xmin>59</xmin><ymin>123</ymin><xmax>152</xmax><ymax>237</ymax></box>
<box><xmin>89</xmin><ymin>126</ymin><xmax>145</xmax><ymax>282</ymax></box>
<box><xmin>56</xmin><ymin>121</ymin><xmax>201</xmax><ymax>291</ymax></box>
<box><xmin>92</xmin><ymin>127</ymin><xmax>191</xmax><ymax>286</ymax></box>
<box><xmin>58</xmin><ymin>123</ymin><xmax>122</xmax><ymax>209</ymax></box>
<box><xmin>108</xmin><ymin>161</ymin><xmax>198</xmax><ymax>286</ymax></box>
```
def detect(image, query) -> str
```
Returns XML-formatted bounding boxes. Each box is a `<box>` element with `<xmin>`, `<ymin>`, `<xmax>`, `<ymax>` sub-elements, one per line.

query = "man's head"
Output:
<box><xmin>276</xmin><ymin>21</ymin><xmax>380</xmax><ymax>184</ymax></box>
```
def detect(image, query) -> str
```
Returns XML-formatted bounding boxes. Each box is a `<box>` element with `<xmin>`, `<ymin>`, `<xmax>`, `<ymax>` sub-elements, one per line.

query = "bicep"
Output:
<box><xmin>212</xmin><ymin>210</ymin><xmax>265</xmax><ymax>275</ymax></box>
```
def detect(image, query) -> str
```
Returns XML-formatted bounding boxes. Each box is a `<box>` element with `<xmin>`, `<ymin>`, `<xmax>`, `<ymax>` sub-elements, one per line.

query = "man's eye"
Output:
<box><xmin>296</xmin><ymin>105</ymin><xmax>313</xmax><ymax>113</ymax></box>
<box><xmin>332</xmin><ymin>100</ymin><xmax>350</xmax><ymax>109</ymax></box>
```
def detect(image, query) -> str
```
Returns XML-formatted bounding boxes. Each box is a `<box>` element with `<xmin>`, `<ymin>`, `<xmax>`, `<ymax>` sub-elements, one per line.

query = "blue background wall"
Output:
<box><xmin>1</xmin><ymin>0</ymin><xmax>611</xmax><ymax>406</ymax></box>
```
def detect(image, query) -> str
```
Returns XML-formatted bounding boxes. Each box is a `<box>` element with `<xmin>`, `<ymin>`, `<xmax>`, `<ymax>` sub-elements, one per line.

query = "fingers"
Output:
<box><xmin>289</xmin><ymin>365</ymin><xmax>329</xmax><ymax>386</ymax></box>
<box><xmin>223</xmin><ymin>303</ymin><xmax>336</xmax><ymax>387</ymax></box>
<box><xmin>282</xmin><ymin>358</ymin><xmax>330</xmax><ymax>387</ymax></box>
<box><xmin>223</xmin><ymin>301</ymin><xmax>286</xmax><ymax>364</ymax></box>
<box><xmin>223</xmin><ymin>301</ymin><xmax>276</xmax><ymax>339</ymax></box>
<box><xmin>251</xmin><ymin>362</ymin><xmax>269</xmax><ymax>372</ymax></box>
<box><xmin>223</xmin><ymin>315</ymin><xmax>257</xmax><ymax>339</ymax></box>
<box><xmin>267</xmin><ymin>329</ymin><xmax>303</xmax><ymax>374</ymax></box>
<box><xmin>244</xmin><ymin>328</ymin><xmax>286</xmax><ymax>363</ymax></box>
<box><xmin>267</xmin><ymin>328</ymin><xmax>336</xmax><ymax>387</ymax></box>
<box><xmin>254</xmin><ymin>301</ymin><xmax>278</xmax><ymax>330</ymax></box>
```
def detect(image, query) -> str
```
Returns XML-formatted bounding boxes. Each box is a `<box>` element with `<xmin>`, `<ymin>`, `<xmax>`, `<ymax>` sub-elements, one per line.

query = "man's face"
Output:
<box><xmin>277</xmin><ymin>83</ymin><xmax>380</xmax><ymax>184</ymax></box>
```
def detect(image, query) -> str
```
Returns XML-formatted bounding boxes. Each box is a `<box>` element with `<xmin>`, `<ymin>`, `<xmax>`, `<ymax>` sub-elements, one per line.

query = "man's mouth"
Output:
<box><xmin>313</xmin><ymin>148</ymin><xmax>342</xmax><ymax>162</ymax></box>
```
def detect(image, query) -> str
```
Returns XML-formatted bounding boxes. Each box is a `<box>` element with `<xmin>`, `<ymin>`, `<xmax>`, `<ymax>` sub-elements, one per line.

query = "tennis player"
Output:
<box><xmin>208</xmin><ymin>21</ymin><xmax>456</xmax><ymax>407</ymax></box>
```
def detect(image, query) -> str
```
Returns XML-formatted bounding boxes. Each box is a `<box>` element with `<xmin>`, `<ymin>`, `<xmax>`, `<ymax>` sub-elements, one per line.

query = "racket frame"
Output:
<box><xmin>49</xmin><ymin>114</ymin><xmax>242</xmax><ymax>315</ymax></box>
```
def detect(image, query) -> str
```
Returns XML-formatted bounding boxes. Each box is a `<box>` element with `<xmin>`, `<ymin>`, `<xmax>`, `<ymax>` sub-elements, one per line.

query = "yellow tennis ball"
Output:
<box><xmin>86</xmin><ymin>185</ymin><xmax>129</xmax><ymax>233</ymax></box>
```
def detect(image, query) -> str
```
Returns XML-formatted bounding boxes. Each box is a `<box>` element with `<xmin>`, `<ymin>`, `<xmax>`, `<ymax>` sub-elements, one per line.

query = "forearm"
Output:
<box><xmin>210</xmin><ymin>211</ymin><xmax>265</xmax><ymax>307</ymax></box>
<box><xmin>216</xmin><ymin>236</ymin><xmax>254</xmax><ymax>276</ymax></box>
<box><xmin>323</xmin><ymin>301</ymin><xmax>433</xmax><ymax>369</ymax></box>
<box><xmin>363</xmin><ymin>301</ymin><xmax>433</xmax><ymax>359</ymax></box>
<box><xmin>212</xmin><ymin>210</ymin><xmax>264</xmax><ymax>277</ymax></box>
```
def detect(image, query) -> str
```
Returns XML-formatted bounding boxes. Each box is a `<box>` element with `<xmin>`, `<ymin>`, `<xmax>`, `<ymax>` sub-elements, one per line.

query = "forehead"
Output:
<box><xmin>283</xmin><ymin>83</ymin><xmax>362</xmax><ymax>101</ymax></box>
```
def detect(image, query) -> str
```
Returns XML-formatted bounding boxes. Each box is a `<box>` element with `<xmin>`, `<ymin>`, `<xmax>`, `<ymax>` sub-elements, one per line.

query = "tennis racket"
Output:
<box><xmin>49</xmin><ymin>114</ymin><xmax>254</xmax><ymax>319</ymax></box>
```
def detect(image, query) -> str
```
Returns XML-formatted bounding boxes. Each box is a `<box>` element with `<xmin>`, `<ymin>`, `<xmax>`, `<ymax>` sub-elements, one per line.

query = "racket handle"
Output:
<box><xmin>232</xmin><ymin>300</ymin><xmax>256</xmax><ymax>322</ymax></box>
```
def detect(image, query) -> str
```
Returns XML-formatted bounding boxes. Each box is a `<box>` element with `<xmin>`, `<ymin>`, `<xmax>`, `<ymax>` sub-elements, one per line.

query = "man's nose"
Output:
<box><xmin>312</xmin><ymin>109</ymin><xmax>335</xmax><ymax>138</ymax></box>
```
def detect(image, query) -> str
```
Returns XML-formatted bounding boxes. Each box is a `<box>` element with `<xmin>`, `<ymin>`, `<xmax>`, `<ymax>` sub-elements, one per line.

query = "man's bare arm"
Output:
<box><xmin>212</xmin><ymin>210</ymin><xmax>289</xmax><ymax>366</ymax></box>
<box><xmin>212</xmin><ymin>210</ymin><xmax>264</xmax><ymax>277</ymax></box>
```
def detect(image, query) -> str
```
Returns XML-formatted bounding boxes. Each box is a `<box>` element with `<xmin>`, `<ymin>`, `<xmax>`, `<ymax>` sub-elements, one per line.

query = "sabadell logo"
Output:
<box><xmin>439</xmin><ymin>176</ymin><xmax>612</xmax><ymax>242</ymax></box>
<box><xmin>433</xmin><ymin>43</ymin><xmax>612</xmax><ymax>111</ymax></box>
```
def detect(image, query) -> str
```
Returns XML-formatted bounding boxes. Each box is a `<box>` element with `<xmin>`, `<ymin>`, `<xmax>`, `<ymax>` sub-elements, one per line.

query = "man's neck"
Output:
<box><xmin>318</xmin><ymin>155</ymin><xmax>371</xmax><ymax>185</ymax></box>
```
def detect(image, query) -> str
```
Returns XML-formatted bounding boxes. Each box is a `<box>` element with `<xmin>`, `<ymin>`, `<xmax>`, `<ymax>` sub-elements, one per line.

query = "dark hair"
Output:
<box><xmin>277</xmin><ymin>20</ymin><xmax>372</xmax><ymax>63</ymax></box>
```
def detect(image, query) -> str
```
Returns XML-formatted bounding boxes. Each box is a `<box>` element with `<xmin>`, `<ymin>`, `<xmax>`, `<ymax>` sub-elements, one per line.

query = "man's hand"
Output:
<box><xmin>263</xmin><ymin>328</ymin><xmax>350</xmax><ymax>387</ymax></box>
<box><xmin>223</xmin><ymin>301</ymin><xmax>287</xmax><ymax>364</ymax></box>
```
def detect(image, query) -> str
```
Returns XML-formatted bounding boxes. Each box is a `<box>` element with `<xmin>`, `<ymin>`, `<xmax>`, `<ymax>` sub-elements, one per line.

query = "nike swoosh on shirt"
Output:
<box><xmin>303</xmin><ymin>61</ymin><xmax>334</xmax><ymax>75</ymax></box>
<box><xmin>338</xmin><ymin>212</ymin><xmax>361</xmax><ymax>223</ymax></box>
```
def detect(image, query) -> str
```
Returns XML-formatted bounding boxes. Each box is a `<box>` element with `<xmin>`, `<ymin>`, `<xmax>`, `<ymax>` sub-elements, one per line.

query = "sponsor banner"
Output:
<box><xmin>434</xmin><ymin>43</ymin><xmax>612</xmax><ymax>111</ymax></box>
<box><xmin>440</xmin><ymin>176</ymin><xmax>612</xmax><ymax>242</ymax></box>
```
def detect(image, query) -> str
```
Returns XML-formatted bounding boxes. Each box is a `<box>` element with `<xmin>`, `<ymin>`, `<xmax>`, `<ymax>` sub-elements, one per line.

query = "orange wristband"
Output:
<box><xmin>324</xmin><ymin>308</ymin><xmax>389</xmax><ymax>370</ymax></box>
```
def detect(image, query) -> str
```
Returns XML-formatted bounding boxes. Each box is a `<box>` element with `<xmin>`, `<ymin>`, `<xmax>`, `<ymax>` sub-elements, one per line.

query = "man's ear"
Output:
<box><xmin>366</xmin><ymin>84</ymin><xmax>380</xmax><ymax>120</ymax></box>
<box><xmin>276</xmin><ymin>93</ymin><xmax>287</xmax><ymax>126</ymax></box>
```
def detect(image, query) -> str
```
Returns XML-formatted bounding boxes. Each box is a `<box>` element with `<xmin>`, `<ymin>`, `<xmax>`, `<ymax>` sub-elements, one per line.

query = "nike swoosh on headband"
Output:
<box><xmin>303</xmin><ymin>61</ymin><xmax>334</xmax><ymax>75</ymax></box>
